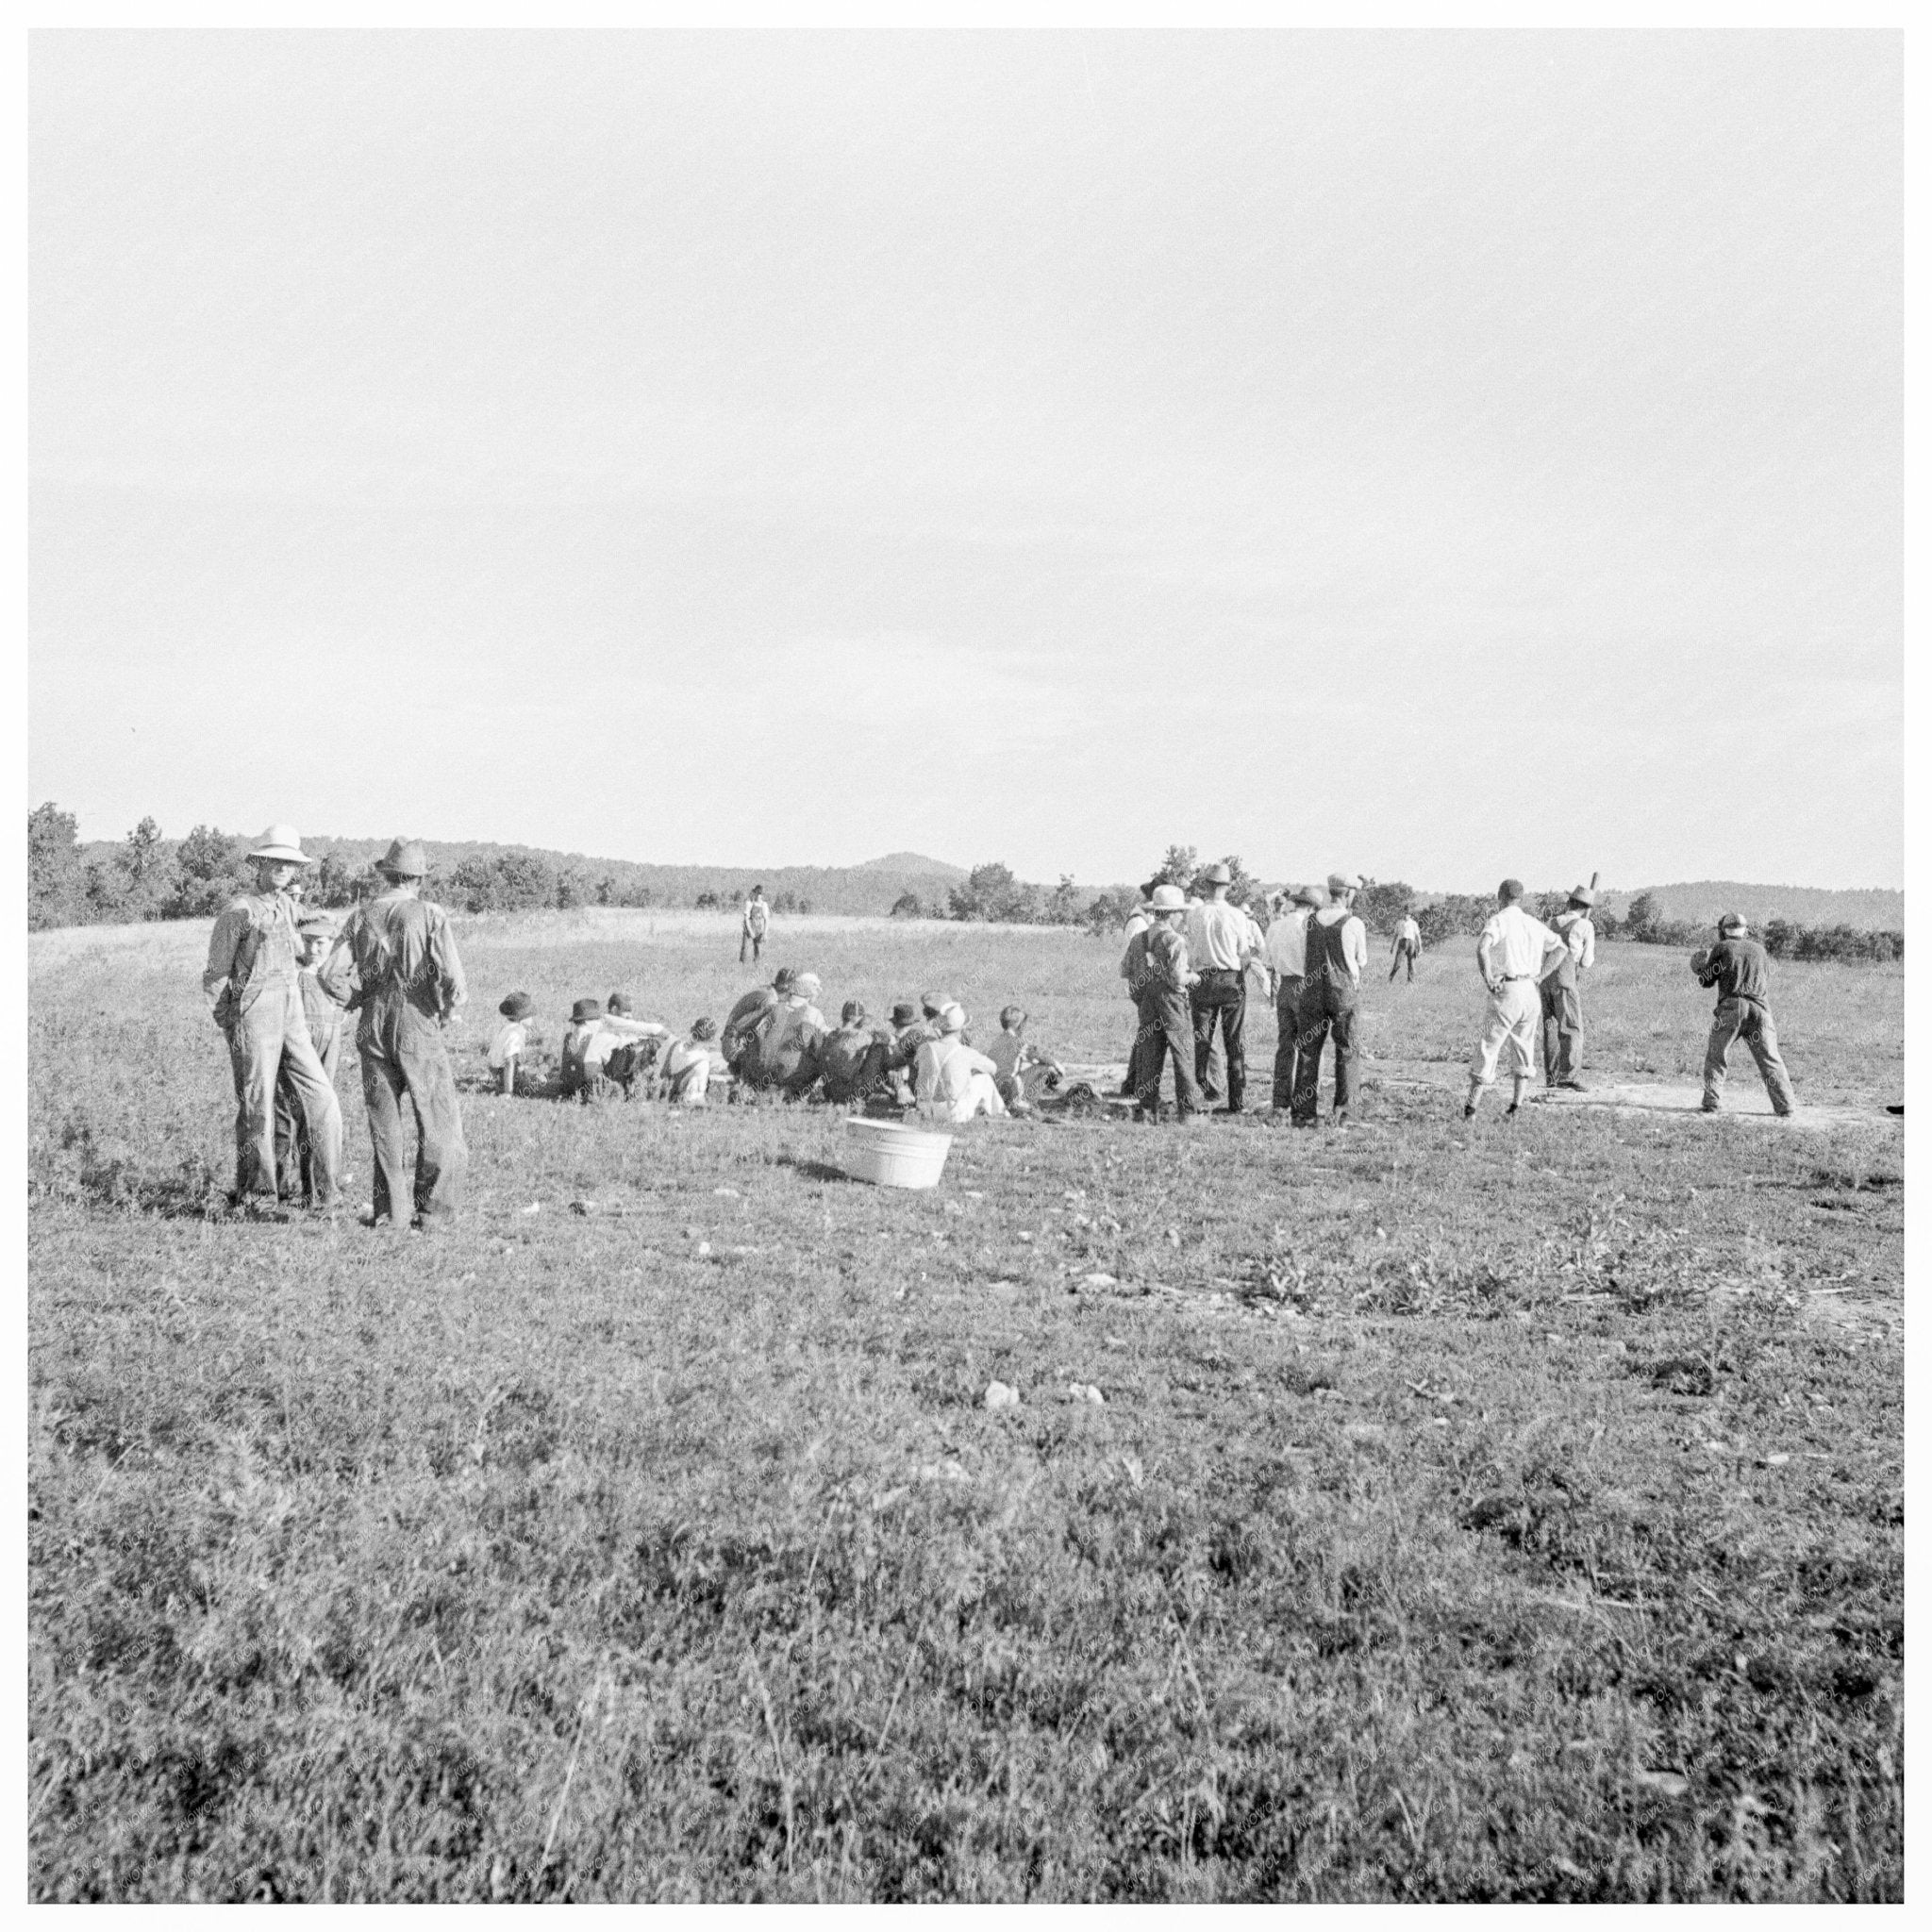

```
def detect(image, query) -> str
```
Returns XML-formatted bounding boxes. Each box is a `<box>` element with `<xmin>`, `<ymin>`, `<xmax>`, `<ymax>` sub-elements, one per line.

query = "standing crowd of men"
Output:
<box><xmin>200</xmin><ymin>825</ymin><xmax>1801</xmax><ymax>1229</ymax></box>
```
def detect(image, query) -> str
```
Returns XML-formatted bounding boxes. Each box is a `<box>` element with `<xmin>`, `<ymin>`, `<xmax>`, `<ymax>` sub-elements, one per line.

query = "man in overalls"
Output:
<box><xmin>319</xmin><ymin>838</ymin><xmax>468</xmax><ymax>1229</ymax></box>
<box><xmin>1539</xmin><ymin>885</ymin><xmax>1596</xmax><ymax>1091</ymax></box>
<box><xmin>274</xmin><ymin>911</ymin><xmax>349</xmax><ymax>1206</ymax></box>
<box><xmin>1130</xmin><ymin>884</ymin><xmax>1204</xmax><ymax>1123</ymax></box>
<box><xmin>1291</xmin><ymin>873</ymin><xmax>1368</xmax><ymax>1127</ymax></box>
<box><xmin>202</xmin><ymin>825</ymin><xmax>342</xmax><ymax>1215</ymax></box>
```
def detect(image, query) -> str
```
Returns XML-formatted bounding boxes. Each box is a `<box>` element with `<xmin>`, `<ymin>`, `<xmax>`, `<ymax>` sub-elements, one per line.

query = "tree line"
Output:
<box><xmin>25</xmin><ymin>806</ymin><xmax>1903</xmax><ymax>962</ymax></box>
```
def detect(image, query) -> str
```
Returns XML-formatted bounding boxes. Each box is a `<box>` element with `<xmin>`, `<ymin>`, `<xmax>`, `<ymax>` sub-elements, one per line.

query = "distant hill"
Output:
<box><xmin>853</xmin><ymin>852</ymin><xmax>968</xmax><ymax>880</ymax></box>
<box><xmin>1594</xmin><ymin>882</ymin><xmax>1903</xmax><ymax>933</ymax></box>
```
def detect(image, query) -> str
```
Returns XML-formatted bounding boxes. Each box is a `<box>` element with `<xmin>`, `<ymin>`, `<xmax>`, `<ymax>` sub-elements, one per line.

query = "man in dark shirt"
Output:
<box><xmin>1693</xmin><ymin>915</ymin><xmax>1796</xmax><ymax>1117</ymax></box>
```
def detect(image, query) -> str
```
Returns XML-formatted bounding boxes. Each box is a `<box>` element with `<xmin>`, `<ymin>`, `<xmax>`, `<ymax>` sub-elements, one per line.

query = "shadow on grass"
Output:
<box><xmin>773</xmin><ymin>1154</ymin><xmax>859</xmax><ymax>1184</ymax></box>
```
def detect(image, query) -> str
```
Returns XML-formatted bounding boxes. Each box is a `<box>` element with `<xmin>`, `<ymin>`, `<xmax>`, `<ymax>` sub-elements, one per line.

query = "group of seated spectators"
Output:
<box><xmin>484</xmin><ymin>966</ymin><xmax>1065</xmax><ymax>1122</ymax></box>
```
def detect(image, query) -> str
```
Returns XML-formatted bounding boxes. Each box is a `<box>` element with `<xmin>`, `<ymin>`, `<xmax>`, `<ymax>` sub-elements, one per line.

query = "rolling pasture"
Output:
<box><xmin>28</xmin><ymin>911</ymin><xmax>1904</xmax><ymax>1900</ymax></box>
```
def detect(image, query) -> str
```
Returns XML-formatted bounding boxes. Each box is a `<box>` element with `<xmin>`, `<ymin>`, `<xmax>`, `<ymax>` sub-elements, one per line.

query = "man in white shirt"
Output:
<box><xmin>1185</xmin><ymin>862</ymin><xmax>1263</xmax><ymax>1112</ymax></box>
<box><xmin>1466</xmin><ymin>879</ymin><xmax>1568</xmax><ymax>1118</ymax></box>
<box><xmin>1291</xmin><ymin>874</ymin><xmax>1370</xmax><ymax>1126</ymax></box>
<box><xmin>1539</xmin><ymin>885</ymin><xmax>1597</xmax><ymax>1091</ymax></box>
<box><xmin>1389</xmin><ymin>911</ymin><xmax>1423</xmax><ymax>982</ymax></box>
<box><xmin>913</xmin><ymin>1005</ymin><xmax>1007</xmax><ymax>1123</ymax></box>
<box><xmin>1265</xmin><ymin>883</ymin><xmax>1325</xmax><ymax>1111</ymax></box>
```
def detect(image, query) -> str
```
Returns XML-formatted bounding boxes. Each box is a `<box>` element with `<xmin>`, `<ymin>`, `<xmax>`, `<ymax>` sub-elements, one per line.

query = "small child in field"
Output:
<box><xmin>489</xmin><ymin>991</ymin><xmax>538</xmax><ymax>1095</ymax></box>
<box><xmin>984</xmin><ymin>1005</ymin><xmax>1064</xmax><ymax>1116</ymax></box>
<box><xmin>658</xmin><ymin>1017</ymin><xmax>725</xmax><ymax>1107</ymax></box>
<box><xmin>275</xmin><ymin>912</ymin><xmax>350</xmax><ymax>1202</ymax></box>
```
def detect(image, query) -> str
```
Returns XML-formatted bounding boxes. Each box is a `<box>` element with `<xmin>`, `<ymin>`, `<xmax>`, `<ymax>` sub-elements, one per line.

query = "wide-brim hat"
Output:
<box><xmin>1568</xmin><ymin>884</ymin><xmax>1596</xmax><ymax>907</ymax></box>
<box><xmin>1292</xmin><ymin>884</ymin><xmax>1327</xmax><ymax>908</ymax></box>
<box><xmin>247</xmin><ymin>824</ymin><xmax>312</xmax><ymax>866</ymax></box>
<box><xmin>570</xmin><ymin>997</ymin><xmax>603</xmax><ymax>1023</ymax></box>
<box><xmin>1200</xmin><ymin>862</ymin><xmax>1233</xmax><ymax>886</ymax></box>
<box><xmin>1144</xmin><ymin>883</ymin><xmax>1189</xmax><ymax>912</ymax></box>
<box><xmin>889</xmin><ymin>1002</ymin><xmax>919</xmax><ymax>1025</ymax></box>
<box><xmin>499</xmin><ymin>991</ymin><xmax>535</xmax><ymax>1020</ymax></box>
<box><xmin>940</xmin><ymin>1003</ymin><xmax>967</xmax><ymax>1035</ymax></box>
<box><xmin>374</xmin><ymin>837</ymin><xmax>428</xmax><ymax>878</ymax></box>
<box><xmin>1325</xmin><ymin>872</ymin><xmax>1362</xmax><ymax>894</ymax></box>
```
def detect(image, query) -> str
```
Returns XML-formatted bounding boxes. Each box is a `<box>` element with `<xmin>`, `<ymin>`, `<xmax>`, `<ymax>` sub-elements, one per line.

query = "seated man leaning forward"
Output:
<box><xmin>722</xmin><ymin>967</ymin><xmax>793</xmax><ymax>1073</ymax></box>
<box><xmin>659</xmin><ymin>1017</ymin><xmax>726</xmax><ymax>1107</ymax></box>
<box><xmin>913</xmin><ymin>1004</ymin><xmax>1008</xmax><ymax>1124</ymax></box>
<box><xmin>984</xmin><ymin>1006</ymin><xmax>1064</xmax><ymax>1116</ymax></box>
<box><xmin>818</xmin><ymin>1000</ymin><xmax>892</xmax><ymax>1106</ymax></box>
<box><xmin>741</xmin><ymin>972</ymin><xmax>828</xmax><ymax>1097</ymax></box>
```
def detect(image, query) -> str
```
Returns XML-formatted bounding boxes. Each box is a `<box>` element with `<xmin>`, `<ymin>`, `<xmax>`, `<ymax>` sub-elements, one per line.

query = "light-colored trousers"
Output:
<box><xmin>1704</xmin><ymin>997</ymin><xmax>1796</xmax><ymax>1116</ymax></box>
<box><xmin>226</xmin><ymin>981</ymin><xmax>341</xmax><ymax>1203</ymax></box>
<box><xmin>1471</xmin><ymin>981</ymin><xmax>1540</xmax><ymax>1085</ymax></box>
<box><xmin>921</xmin><ymin>1073</ymin><xmax>1007</xmax><ymax>1124</ymax></box>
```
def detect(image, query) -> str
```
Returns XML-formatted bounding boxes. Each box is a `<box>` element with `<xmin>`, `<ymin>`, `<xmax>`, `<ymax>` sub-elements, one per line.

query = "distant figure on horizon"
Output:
<box><xmin>741</xmin><ymin>885</ymin><xmax>770</xmax><ymax>963</ymax></box>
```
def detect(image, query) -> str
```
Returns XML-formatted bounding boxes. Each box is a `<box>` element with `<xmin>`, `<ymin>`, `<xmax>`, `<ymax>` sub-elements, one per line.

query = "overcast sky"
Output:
<box><xmin>30</xmin><ymin>30</ymin><xmax>1901</xmax><ymax>891</ymax></box>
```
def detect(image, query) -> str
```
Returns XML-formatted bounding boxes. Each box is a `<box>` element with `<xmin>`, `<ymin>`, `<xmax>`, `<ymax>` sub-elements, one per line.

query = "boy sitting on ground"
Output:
<box><xmin>488</xmin><ymin>991</ymin><xmax>538</xmax><ymax>1095</ymax></box>
<box><xmin>601</xmin><ymin>991</ymin><xmax>671</xmax><ymax>1098</ymax></box>
<box><xmin>658</xmin><ymin>1018</ymin><xmax>725</xmax><ymax>1107</ymax></box>
<box><xmin>984</xmin><ymin>1006</ymin><xmax>1065</xmax><ymax>1116</ymax></box>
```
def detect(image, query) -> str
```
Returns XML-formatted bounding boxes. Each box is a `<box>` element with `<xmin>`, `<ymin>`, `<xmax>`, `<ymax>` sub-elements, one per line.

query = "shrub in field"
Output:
<box><xmin>27</xmin><ymin>803</ymin><xmax>84</xmax><ymax>930</ymax></box>
<box><xmin>949</xmin><ymin>862</ymin><xmax>1041</xmax><ymax>924</ymax></box>
<box><xmin>1084</xmin><ymin>887</ymin><xmax>1138</xmax><ymax>937</ymax></box>
<box><xmin>890</xmin><ymin>892</ymin><xmax>924</xmax><ymax>919</ymax></box>
<box><xmin>1356</xmin><ymin>879</ymin><xmax>1416</xmax><ymax>936</ymax></box>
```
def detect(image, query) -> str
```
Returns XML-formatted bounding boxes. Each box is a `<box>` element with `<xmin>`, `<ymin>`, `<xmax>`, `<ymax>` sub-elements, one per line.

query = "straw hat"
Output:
<box><xmin>1568</xmin><ymin>883</ymin><xmax>1597</xmax><ymax>908</ymax></box>
<box><xmin>1291</xmin><ymin>883</ymin><xmax>1327</xmax><ymax>908</ymax></box>
<box><xmin>247</xmin><ymin>824</ymin><xmax>312</xmax><ymax>866</ymax></box>
<box><xmin>1200</xmin><ymin>862</ymin><xmax>1232</xmax><ymax>887</ymax></box>
<box><xmin>940</xmin><ymin>1003</ymin><xmax>967</xmax><ymax>1035</ymax></box>
<box><xmin>1144</xmin><ymin>883</ymin><xmax>1188</xmax><ymax>913</ymax></box>
<box><xmin>1326</xmin><ymin>871</ymin><xmax>1362</xmax><ymax>895</ymax></box>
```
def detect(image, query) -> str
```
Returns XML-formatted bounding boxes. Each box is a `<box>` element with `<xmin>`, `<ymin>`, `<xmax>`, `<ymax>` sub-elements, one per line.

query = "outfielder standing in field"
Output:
<box><xmin>1389</xmin><ymin>909</ymin><xmax>1423</xmax><ymax>981</ymax></box>
<box><xmin>1693</xmin><ymin>914</ymin><xmax>1797</xmax><ymax>1117</ymax></box>
<box><xmin>1291</xmin><ymin>873</ymin><xmax>1367</xmax><ymax>1127</ymax></box>
<box><xmin>741</xmin><ymin>885</ymin><xmax>770</xmax><ymax>964</ymax></box>
<box><xmin>1464</xmin><ymin>879</ymin><xmax>1565</xmax><ymax>1119</ymax></box>
<box><xmin>1539</xmin><ymin>883</ymin><xmax>1597</xmax><ymax>1091</ymax></box>
<box><xmin>202</xmin><ymin>824</ymin><xmax>341</xmax><ymax>1216</ymax></box>
<box><xmin>320</xmin><ymin>838</ymin><xmax>468</xmax><ymax>1229</ymax></box>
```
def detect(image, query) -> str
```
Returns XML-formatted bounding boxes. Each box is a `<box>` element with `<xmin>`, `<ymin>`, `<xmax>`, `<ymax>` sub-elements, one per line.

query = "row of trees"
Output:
<box><xmin>25</xmin><ymin>808</ymin><xmax>1903</xmax><ymax>962</ymax></box>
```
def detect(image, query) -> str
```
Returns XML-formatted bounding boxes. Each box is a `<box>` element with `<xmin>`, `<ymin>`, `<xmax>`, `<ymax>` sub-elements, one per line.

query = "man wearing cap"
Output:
<box><xmin>1264</xmin><ymin>884</ymin><xmax>1325</xmax><ymax>1112</ymax></box>
<box><xmin>1184</xmin><ymin>862</ymin><xmax>1262</xmax><ymax>1113</ymax></box>
<box><xmin>1291</xmin><ymin>874</ymin><xmax>1369</xmax><ymax>1126</ymax></box>
<box><xmin>1538</xmin><ymin>885</ymin><xmax>1597</xmax><ymax>1091</ymax></box>
<box><xmin>913</xmin><ymin>1005</ymin><xmax>1007</xmax><ymax>1122</ymax></box>
<box><xmin>722</xmin><ymin>968</ymin><xmax>793</xmax><ymax>1074</ymax></box>
<box><xmin>274</xmin><ymin>909</ymin><xmax>350</xmax><ymax>1206</ymax></box>
<box><xmin>1463</xmin><ymin>879</ymin><xmax>1567</xmax><ymax>1119</ymax></box>
<box><xmin>1132</xmin><ymin>884</ymin><xmax>1204</xmax><ymax>1123</ymax></box>
<box><xmin>318</xmin><ymin>838</ymin><xmax>467</xmax><ymax>1228</ymax></box>
<box><xmin>1694</xmin><ymin>915</ymin><xmax>1797</xmax><ymax>1117</ymax></box>
<box><xmin>203</xmin><ymin>825</ymin><xmax>342</xmax><ymax>1214</ymax></box>
<box><xmin>741</xmin><ymin>886</ymin><xmax>771</xmax><ymax>965</ymax></box>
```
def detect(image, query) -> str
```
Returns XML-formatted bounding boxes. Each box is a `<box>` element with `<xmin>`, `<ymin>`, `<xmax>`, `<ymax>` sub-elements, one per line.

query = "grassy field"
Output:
<box><xmin>28</xmin><ymin>912</ymin><xmax>1904</xmax><ymax>1900</ymax></box>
